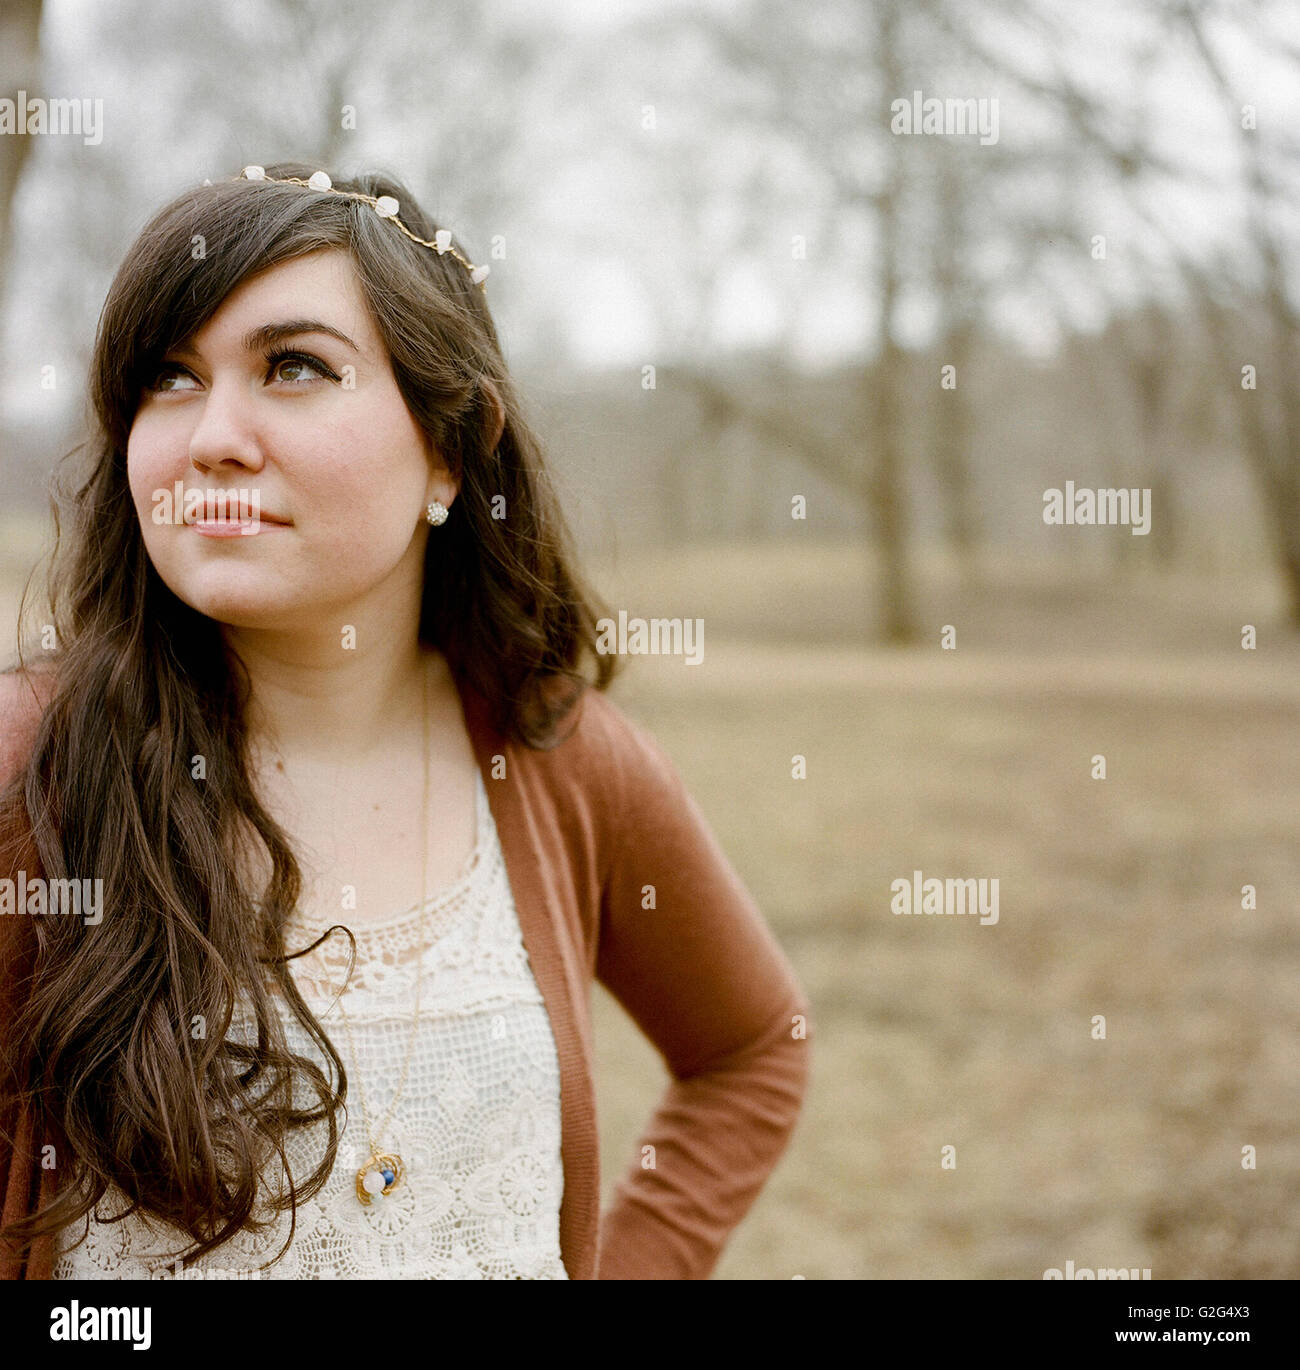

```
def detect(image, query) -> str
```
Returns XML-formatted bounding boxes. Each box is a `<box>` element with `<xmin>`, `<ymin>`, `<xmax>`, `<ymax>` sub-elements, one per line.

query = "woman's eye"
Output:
<box><xmin>149</xmin><ymin>366</ymin><xmax>200</xmax><ymax>392</ymax></box>
<box><xmin>268</xmin><ymin>354</ymin><xmax>330</xmax><ymax>384</ymax></box>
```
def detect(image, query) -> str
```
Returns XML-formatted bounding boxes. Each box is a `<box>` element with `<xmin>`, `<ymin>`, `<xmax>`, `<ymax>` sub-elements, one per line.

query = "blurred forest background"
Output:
<box><xmin>1</xmin><ymin>0</ymin><xmax>1297</xmax><ymax>1278</ymax></box>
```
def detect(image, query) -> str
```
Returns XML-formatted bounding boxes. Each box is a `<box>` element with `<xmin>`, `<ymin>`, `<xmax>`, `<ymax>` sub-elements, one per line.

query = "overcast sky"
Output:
<box><xmin>3</xmin><ymin>0</ymin><xmax>1298</xmax><ymax>426</ymax></box>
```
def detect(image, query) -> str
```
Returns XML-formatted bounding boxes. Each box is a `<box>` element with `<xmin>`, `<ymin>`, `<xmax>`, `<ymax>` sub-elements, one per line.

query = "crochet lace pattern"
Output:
<box><xmin>53</xmin><ymin>770</ymin><xmax>568</xmax><ymax>1280</ymax></box>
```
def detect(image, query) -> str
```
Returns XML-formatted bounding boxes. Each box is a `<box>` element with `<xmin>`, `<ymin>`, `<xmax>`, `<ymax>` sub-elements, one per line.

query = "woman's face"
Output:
<box><xmin>127</xmin><ymin>247</ymin><xmax>455</xmax><ymax>632</ymax></box>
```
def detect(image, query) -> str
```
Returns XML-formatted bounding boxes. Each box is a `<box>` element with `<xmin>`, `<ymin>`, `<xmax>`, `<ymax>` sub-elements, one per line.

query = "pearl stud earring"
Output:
<box><xmin>426</xmin><ymin>501</ymin><xmax>449</xmax><ymax>526</ymax></box>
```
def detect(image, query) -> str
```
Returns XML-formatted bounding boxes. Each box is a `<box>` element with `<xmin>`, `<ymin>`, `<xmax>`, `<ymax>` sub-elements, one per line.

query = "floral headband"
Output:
<box><xmin>238</xmin><ymin>165</ymin><xmax>490</xmax><ymax>291</ymax></box>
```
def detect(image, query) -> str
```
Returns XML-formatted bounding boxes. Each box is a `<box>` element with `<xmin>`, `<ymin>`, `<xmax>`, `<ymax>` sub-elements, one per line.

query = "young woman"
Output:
<box><xmin>0</xmin><ymin>163</ymin><xmax>811</xmax><ymax>1280</ymax></box>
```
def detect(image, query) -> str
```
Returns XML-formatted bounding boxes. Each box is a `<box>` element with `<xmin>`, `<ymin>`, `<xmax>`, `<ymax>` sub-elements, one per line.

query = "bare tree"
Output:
<box><xmin>929</xmin><ymin>141</ymin><xmax>981</xmax><ymax>565</ymax></box>
<box><xmin>1176</xmin><ymin>1</ymin><xmax>1300</xmax><ymax>622</ymax></box>
<box><xmin>0</xmin><ymin>0</ymin><xmax>42</xmax><ymax>309</ymax></box>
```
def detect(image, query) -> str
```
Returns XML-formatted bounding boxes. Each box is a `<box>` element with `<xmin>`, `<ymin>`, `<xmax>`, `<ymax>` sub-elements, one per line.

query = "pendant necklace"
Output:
<box><xmin>317</xmin><ymin>654</ymin><xmax>433</xmax><ymax>1206</ymax></box>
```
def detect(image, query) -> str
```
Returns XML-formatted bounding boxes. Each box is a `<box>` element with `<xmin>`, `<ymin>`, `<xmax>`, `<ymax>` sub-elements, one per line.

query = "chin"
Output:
<box><xmin>183</xmin><ymin>595</ymin><xmax>306</xmax><ymax>632</ymax></box>
<box><xmin>160</xmin><ymin>566</ymin><xmax>313</xmax><ymax>630</ymax></box>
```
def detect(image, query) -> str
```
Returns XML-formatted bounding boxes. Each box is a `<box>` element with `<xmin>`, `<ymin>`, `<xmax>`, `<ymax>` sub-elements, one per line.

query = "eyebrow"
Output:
<box><xmin>165</xmin><ymin>319</ymin><xmax>361</xmax><ymax>362</ymax></box>
<box><xmin>241</xmin><ymin>319</ymin><xmax>360</xmax><ymax>353</ymax></box>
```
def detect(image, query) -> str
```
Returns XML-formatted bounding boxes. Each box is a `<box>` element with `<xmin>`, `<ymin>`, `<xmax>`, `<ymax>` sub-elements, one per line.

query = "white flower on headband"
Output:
<box><xmin>231</xmin><ymin>166</ymin><xmax>489</xmax><ymax>290</ymax></box>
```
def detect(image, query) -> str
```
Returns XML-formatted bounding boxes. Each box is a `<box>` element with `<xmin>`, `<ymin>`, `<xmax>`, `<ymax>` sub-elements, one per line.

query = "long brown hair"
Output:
<box><xmin>0</xmin><ymin>162</ymin><xmax>615</xmax><ymax>1268</ymax></box>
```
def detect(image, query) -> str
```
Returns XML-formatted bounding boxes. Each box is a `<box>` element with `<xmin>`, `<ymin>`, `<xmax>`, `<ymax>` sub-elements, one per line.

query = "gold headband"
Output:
<box><xmin>238</xmin><ymin>166</ymin><xmax>489</xmax><ymax>291</ymax></box>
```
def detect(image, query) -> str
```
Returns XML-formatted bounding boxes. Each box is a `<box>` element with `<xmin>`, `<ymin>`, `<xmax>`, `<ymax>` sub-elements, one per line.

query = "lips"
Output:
<box><xmin>181</xmin><ymin>503</ymin><xmax>291</xmax><ymax>525</ymax></box>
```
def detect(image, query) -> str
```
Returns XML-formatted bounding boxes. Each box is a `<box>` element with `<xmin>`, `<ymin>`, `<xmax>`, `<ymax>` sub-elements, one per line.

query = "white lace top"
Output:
<box><xmin>53</xmin><ymin>768</ymin><xmax>568</xmax><ymax>1280</ymax></box>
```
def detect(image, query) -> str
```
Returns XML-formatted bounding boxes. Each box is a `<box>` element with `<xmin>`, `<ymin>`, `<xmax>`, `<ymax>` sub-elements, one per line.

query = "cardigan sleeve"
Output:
<box><xmin>590</xmin><ymin>698</ymin><xmax>812</xmax><ymax>1279</ymax></box>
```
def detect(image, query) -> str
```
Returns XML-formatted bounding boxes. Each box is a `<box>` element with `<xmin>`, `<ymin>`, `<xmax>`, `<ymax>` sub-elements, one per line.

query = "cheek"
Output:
<box><xmin>126</xmin><ymin>428</ymin><xmax>187</xmax><ymax>556</ymax></box>
<box><xmin>126</xmin><ymin>427</ymin><xmax>178</xmax><ymax>513</ymax></box>
<box><xmin>302</xmin><ymin>410</ymin><xmax>430</xmax><ymax>543</ymax></box>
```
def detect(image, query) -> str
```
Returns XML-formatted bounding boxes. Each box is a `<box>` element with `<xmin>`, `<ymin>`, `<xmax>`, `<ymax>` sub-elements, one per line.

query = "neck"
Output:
<box><xmin>223</xmin><ymin>626</ymin><xmax>433</xmax><ymax>762</ymax></box>
<box><xmin>218</xmin><ymin>538</ymin><xmax>445</xmax><ymax>758</ymax></box>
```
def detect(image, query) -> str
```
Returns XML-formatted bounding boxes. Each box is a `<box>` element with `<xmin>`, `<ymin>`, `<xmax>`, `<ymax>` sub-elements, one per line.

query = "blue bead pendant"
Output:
<box><xmin>355</xmin><ymin>1151</ymin><xmax>405</xmax><ymax>1205</ymax></box>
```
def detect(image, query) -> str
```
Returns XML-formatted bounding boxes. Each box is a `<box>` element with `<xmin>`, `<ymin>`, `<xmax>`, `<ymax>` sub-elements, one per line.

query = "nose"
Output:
<box><xmin>187</xmin><ymin>378</ymin><xmax>266</xmax><ymax>477</ymax></box>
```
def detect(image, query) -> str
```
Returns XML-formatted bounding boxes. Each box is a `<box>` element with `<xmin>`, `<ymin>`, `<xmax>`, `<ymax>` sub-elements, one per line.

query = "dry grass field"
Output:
<box><xmin>3</xmin><ymin>528</ymin><xmax>1297</xmax><ymax>1279</ymax></box>
<box><xmin>590</xmin><ymin>544</ymin><xmax>1300</xmax><ymax>1279</ymax></box>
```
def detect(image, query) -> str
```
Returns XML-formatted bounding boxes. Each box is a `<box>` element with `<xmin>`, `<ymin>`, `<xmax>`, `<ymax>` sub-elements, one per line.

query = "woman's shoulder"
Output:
<box><xmin>523</xmin><ymin>684</ymin><xmax>696</xmax><ymax>839</ymax></box>
<box><xmin>546</xmin><ymin>684</ymin><xmax>677</xmax><ymax>782</ymax></box>
<box><xmin>0</xmin><ymin>664</ymin><xmax>58</xmax><ymax>788</ymax></box>
<box><xmin>0</xmin><ymin>664</ymin><xmax>58</xmax><ymax>723</ymax></box>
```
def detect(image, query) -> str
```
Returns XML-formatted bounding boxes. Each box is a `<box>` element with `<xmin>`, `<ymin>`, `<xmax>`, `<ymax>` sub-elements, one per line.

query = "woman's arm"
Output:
<box><xmin>591</xmin><ymin>699</ymin><xmax>812</xmax><ymax>1279</ymax></box>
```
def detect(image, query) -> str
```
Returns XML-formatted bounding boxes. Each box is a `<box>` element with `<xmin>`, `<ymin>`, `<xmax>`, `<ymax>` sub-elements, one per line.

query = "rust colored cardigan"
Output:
<box><xmin>0</xmin><ymin>668</ymin><xmax>811</xmax><ymax>1279</ymax></box>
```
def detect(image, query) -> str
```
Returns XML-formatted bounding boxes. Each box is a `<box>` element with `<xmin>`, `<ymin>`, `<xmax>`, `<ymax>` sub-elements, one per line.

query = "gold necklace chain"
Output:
<box><xmin>306</xmin><ymin>653</ymin><xmax>432</xmax><ymax>1204</ymax></box>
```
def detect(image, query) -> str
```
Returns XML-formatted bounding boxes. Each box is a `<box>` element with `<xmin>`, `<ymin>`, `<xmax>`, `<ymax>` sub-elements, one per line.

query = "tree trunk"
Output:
<box><xmin>0</xmin><ymin>0</ymin><xmax>43</xmax><ymax>311</ymax></box>
<box><xmin>870</xmin><ymin>2</ymin><xmax>914</xmax><ymax>644</ymax></box>
<box><xmin>933</xmin><ymin>320</ymin><xmax>977</xmax><ymax>561</ymax></box>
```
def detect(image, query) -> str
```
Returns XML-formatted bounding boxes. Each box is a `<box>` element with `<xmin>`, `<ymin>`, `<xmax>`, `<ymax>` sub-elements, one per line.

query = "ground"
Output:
<box><xmin>589</xmin><ymin>543</ymin><xmax>1300</xmax><ymax>1279</ymax></box>
<box><xmin>4</xmin><ymin>528</ymin><xmax>1297</xmax><ymax>1278</ymax></box>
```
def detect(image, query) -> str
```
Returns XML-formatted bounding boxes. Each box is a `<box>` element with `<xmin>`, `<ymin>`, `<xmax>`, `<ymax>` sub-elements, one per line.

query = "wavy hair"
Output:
<box><xmin>0</xmin><ymin>162</ymin><xmax>616</xmax><ymax>1269</ymax></box>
